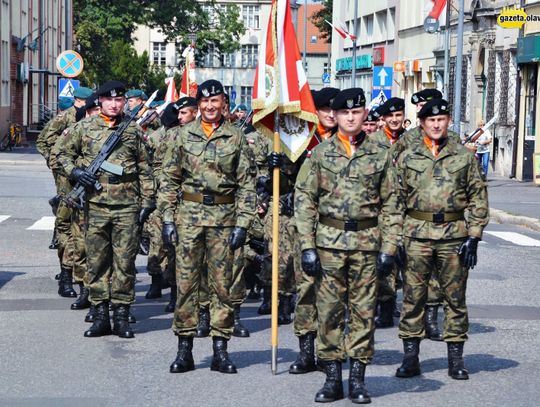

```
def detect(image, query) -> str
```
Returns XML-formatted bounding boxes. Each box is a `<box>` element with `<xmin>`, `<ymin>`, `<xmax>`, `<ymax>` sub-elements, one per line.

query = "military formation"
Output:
<box><xmin>37</xmin><ymin>74</ymin><xmax>489</xmax><ymax>404</ymax></box>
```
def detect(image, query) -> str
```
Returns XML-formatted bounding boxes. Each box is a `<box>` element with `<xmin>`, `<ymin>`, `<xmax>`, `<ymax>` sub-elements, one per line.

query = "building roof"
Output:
<box><xmin>296</xmin><ymin>4</ymin><xmax>329</xmax><ymax>54</ymax></box>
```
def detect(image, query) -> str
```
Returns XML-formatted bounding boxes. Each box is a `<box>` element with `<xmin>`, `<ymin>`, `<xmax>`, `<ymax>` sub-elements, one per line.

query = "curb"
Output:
<box><xmin>0</xmin><ymin>160</ymin><xmax>45</xmax><ymax>166</ymax></box>
<box><xmin>490</xmin><ymin>208</ymin><xmax>540</xmax><ymax>232</ymax></box>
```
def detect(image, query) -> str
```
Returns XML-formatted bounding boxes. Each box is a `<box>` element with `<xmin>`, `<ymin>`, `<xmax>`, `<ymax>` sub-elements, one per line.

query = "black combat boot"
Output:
<box><xmin>425</xmin><ymin>305</ymin><xmax>443</xmax><ymax>341</ymax></box>
<box><xmin>49</xmin><ymin>229</ymin><xmax>58</xmax><ymax>250</ymax></box>
<box><xmin>145</xmin><ymin>274</ymin><xmax>163</xmax><ymax>299</ymax></box>
<box><xmin>232</xmin><ymin>305</ymin><xmax>250</xmax><ymax>337</ymax></box>
<box><xmin>85</xmin><ymin>304</ymin><xmax>96</xmax><ymax>322</ymax></box>
<box><xmin>349</xmin><ymin>359</ymin><xmax>371</xmax><ymax>404</ymax></box>
<box><xmin>314</xmin><ymin>360</ymin><xmax>344</xmax><ymax>403</ymax></box>
<box><xmin>128</xmin><ymin>311</ymin><xmax>136</xmax><ymax>324</ymax></box>
<box><xmin>164</xmin><ymin>285</ymin><xmax>177</xmax><ymax>313</ymax></box>
<box><xmin>210</xmin><ymin>336</ymin><xmax>237</xmax><ymax>374</ymax></box>
<box><xmin>257</xmin><ymin>286</ymin><xmax>271</xmax><ymax>315</ymax></box>
<box><xmin>170</xmin><ymin>335</ymin><xmax>195</xmax><ymax>373</ymax></box>
<box><xmin>392</xmin><ymin>298</ymin><xmax>401</xmax><ymax>317</ymax></box>
<box><xmin>139</xmin><ymin>235</ymin><xmax>150</xmax><ymax>255</ymax></box>
<box><xmin>396</xmin><ymin>339</ymin><xmax>421</xmax><ymax>378</ymax></box>
<box><xmin>375</xmin><ymin>300</ymin><xmax>394</xmax><ymax>328</ymax></box>
<box><xmin>71</xmin><ymin>283</ymin><xmax>90</xmax><ymax>310</ymax></box>
<box><xmin>84</xmin><ymin>302</ymin><xmax>112</xmax><ymax>337</ymax></box>
<box><xmin>196</xmin><ymin>307</ymin><xmax>210</xmax><ymax>338</ymax></box>
<box><xmin>247</xmin><ymin>287</ymin><xmax>261</xmax><ymax>300</ymax></box>
<box><xmin>58</xmin><ymin>267</ymin><xmax>77</xmax><ymax>298</ymax></box>
<box><xmin>278</xmin><ymin>294</ymin><xmax>292</xmax><ymax>325</ymax></box>
<box><xmin>447</xmin><ymin>342</ymin><xmax>469</xmax><ymax>380</ymax></box>
<box><xmin>289</xmin><ymin>332</ymin><xmax>317</xmax><ymax>374</ymax></box>
<box><xmin>111</xmin><ymin>304</ymin><xmax>135</xmax><ymax>338</ymax></box>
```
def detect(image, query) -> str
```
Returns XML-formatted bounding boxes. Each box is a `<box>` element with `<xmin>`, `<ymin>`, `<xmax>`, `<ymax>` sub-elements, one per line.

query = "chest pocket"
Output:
<box><xmin>215</xmin><ymin>138</ymin><xmax>238</xmax><ymax>175</ymax></box>
<box><xmin>349</xmin><ymin>154</ymin><xmax>385</xmax><ymax>199</ymax></box>
<box><xmin>182</xmin><ymin>135</ymin><xmax>206</xmax><ymax>170</ymax></box>
<box><xmin>406</xmin><ymin>159</ymin><xmax>431</xmax><ymax>190</ymax></box>
<box><xmin>443</xmin><ymin>156</ymin><xmax>469</xmax><ymax>187</ymax></box>
<box><xmin>320</xmin><ymin>154</ymin><xmax>344</xmax><ymax>192</ymax></box>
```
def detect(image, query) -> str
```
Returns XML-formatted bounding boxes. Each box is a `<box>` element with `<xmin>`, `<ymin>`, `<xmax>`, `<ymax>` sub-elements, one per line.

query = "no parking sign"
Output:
<box><xmin>56</xmin><ymin>50</ymin><xmax>84</xmax><ymax>78</ymax></box>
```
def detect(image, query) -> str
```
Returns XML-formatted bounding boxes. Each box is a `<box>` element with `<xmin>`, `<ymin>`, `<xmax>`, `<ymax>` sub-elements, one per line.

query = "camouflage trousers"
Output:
<box><xmin>54</xmin><ymin>171</ymin><xmax>74</xmax><ymax>269</ymax></box>
<box><xmin>70</xmin><ymin>208</ymin><xmax>87</xmax><ymax>284</ymax></box>
<box><xmin>85</xmin><ymin>203</ymin><xmax>139</xmax><ymax>305</ymax></box>
<box><xmin>293</xmin><ymin>235</ymin><xmax>318</xmax><ymax>337</ymax></box>
<box><xmin>399</xmin><ymin>237</ymin><xmax>469</xmax><ymax>342</ymax></box>
<box><xmin>173</xmin><ymin>223</ymin><xmax>234</xmax><ymax>339</ymax></box>
<box><xmin>146</xmin><ymin>210</ymin><xmax>174</xmax><ymax>285</ymax></box>
<box><xmin>316</xmin><ymin>248</ymin><xmax>377</xmax><ymax>363</ymax></box>
<box><xmin>261</xmin><ymin>211</ymin><xmax>296</xmax><ymax>296</ymax></box>
<box><xmin>378</xmin><ymin>266</ymin><xmax>443</xmax><ymax>305</ymax></box>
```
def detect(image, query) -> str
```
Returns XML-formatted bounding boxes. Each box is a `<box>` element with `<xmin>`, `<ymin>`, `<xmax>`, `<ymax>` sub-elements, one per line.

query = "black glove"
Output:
<box><xmin>138</xmin><ymin>206</ymin><xmax>155</xmax><ymax>225</ymax></box>
<box><xmin>267</xmin><ymin>152</ymin><xmax>284</xmax><ymax>169</ymax></box>
<box><xmin>376</xmin><ymin>253</ymin><xmax>395</xmax><ymax>279</ymax></box>
<box><xmin>458</xmin><ymin>237</ymin><xmax>480</xmax><ymax>269</ymax></box>
<box><xmin>71</xmin><ymin>167</ymin><xmax>97</xmax><ymax>188</ymax></box>
<box><xmin>229</xmin><ymin>227</ymin><xmax>247</xmax><ymax>250</ymax></box>
<box><xmin>256</xmin><ymin>176</ymin><xmax>271</xmax><ymax>195</ymax></box>
<box><xmin>395</xmin><ymin>245</ymin><xmax>407</xmax><ymax>270</ymax></box>
<box><xmin>301</xmin><ymin>249</ymin><xmax>321</xmax><ymax>277</ymax></box>
<box><xmin>162</xmin><ymin>222</ymin><xmax>178</xmax><ymax>247</ymax></box>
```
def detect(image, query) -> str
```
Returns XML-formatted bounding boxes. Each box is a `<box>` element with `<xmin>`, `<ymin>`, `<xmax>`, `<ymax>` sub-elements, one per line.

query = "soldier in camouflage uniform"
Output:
<box><xmin>386</xmin><ymin>99</ymin><xmax>489</xmax><ymax>380</ymax></box>
<box><xmin>158</xmin><ymin>80</ymin><xmax>256</xmax><ymax>374</ymax></box>
<box><xmin>295</xmin><ymin>88</ymin><xmax>395</xmax><ymax>403</ymax></box>
<box><xmin>57</xmin><ymin>81</ymin><xmax>155</xmax><ymax>339</ymax></box>
<box><xmin>37</xmin><ymin>86</ymin><xmax>93</xmax><ymax>298</ymax></box>
<box><xmin>125</xmin><ymin>89</ymin><xmax>146</xmax><ymax>116</ymax></box>
<box><xmin>361</xmin><ymin>109</ymin><xmax>379</xmax><ymax>135</ymax></box>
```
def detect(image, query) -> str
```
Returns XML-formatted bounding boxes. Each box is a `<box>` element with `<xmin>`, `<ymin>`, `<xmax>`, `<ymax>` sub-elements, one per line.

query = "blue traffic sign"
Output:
<box><xmin>56</xmin><ymin>50</ymin><xmax>84</xmax><ymax>78</ymax></box>
<box><xmin>231</xmin><ymin>89</ymin><xmax>237</xmax><ymax>101</ymax></box>
<box><xmin>322</xmin><ymin>72</ymin><xmax>331</xmax><ymax>84</ymax></box>
<box><xmin>371</xmin><ymin>89</ymin><xmax>392</xmax><ymax>107</ymax></box>
<box><xmin>58</xmin><ymin>79</ymin><xmax>80</xmax><ymax>98</ymax></box>
<box><xmin>373</xmin><ymin>66</ymin><xmax>393</xmax><ymax>88</ymax></box>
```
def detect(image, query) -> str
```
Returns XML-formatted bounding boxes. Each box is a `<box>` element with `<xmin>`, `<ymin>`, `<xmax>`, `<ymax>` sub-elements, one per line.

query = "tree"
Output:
<box><xmin>311</xmin><ymin>0</ymin><xmax>333</xmax><ymax>42</ymax></box>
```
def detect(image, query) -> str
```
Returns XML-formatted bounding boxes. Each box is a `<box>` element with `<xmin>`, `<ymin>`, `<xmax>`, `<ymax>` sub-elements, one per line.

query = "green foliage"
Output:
<box><xmin>311</xmin><ymin>0</ymin><xmax>333</xmax><ymax>42</ymax></box>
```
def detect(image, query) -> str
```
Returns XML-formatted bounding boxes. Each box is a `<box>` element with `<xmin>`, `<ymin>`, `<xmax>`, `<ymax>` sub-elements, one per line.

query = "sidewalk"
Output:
<box><xmin>0</xmin><ymin>143</ymin><xmax>45</xmax><ymax>166</ymax></box>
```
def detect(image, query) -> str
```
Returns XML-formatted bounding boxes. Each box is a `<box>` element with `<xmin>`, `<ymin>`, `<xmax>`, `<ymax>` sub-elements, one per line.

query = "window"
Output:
<box><xmin>323</xmin><ymin>62</ymin><xmax>331</xmax><ymax>73</ymax></box>
<box><xmin>242</xmin><ymin>5</ymin><xmax>260</xmax><ymax>29</ymax></box>
<box><xmin>1</xmin><ymin>40</ymin><xmax>9</xmax><ymax>106</ymax></box>
<box><xmin>224</xmin><ymin>86</ymin><xmax>235</xmax><ymax>101</ymax></box>
<box><xmin>201</xmin><ymin>4</ymin><xmax>219</xmax><ymax>28</ymax></box>
<box><xmin>241</xmin><ymin>86</ymin><xmax>253</xmax><ymax>108</ymax></box>
<box><xmin>387</xmin><ymin>8</ymin><xmax>396</xmax><ymax>41</ymax></box>
<box><xmin>374</xmin><ymin>11</ymin><xmax>386</xmax><ymax>43</ymax></box>
<box><xmin>152</xmin><ymin>42</ymin><xmax>167</xmax><ymax>65</ymax></box>
<box><xmin>361</xmin><ymin>14</ymin><xmax>373</xmax><ymax>45</ymax></box>
<box><xmin>203</xmin><ymin>43</ymin><xmax>219</xmax><ymax>68</ymax></box>
<box><xmin>241</xmin><ymin>45</ymin><xmax>258</xmax><ymax>68</ymax></box>
<box><xmin>223</xmin><ymin>52</ymin><xmax>236</xmax><ymax>68</ymax></box>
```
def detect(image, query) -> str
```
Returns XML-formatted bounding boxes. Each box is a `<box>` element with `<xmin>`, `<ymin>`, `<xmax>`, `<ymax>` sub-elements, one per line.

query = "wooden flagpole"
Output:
<box><xmin>271</xmin><ymin>110</ymin><xmax>280</xmax><ymax>375</ymax></box>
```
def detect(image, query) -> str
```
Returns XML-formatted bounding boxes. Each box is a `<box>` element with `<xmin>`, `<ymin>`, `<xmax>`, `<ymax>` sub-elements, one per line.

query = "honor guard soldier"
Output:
<box><xmin>362</xmin><ymin>110</ymin><xmax>379</xmax><ymax>135</ymax></box>
<box><xmin>295</xmin><ymin>88</ymin><xmax>395</xmax><ymax>403</ymax></box>
<box><xmin>158</xmin><ymin>79</ymin><xmax>256</xmax><ymax>374</ymax></box>
<box><xmin>385</xmin><ymin>99</ymin><xmax>489</xmax><ymax>380</ymax></box>
<box><xmin>125</xmin><ymin>89</ymin><xmax>147</xmax><ymax>115</ymax></box>
<box><xmin>57</xmin><ymin>80</ymin><xmax>155</xmax><ymax>339</ymax></box>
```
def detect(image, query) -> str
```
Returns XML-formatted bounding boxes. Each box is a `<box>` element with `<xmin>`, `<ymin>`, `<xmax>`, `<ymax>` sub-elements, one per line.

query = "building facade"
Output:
<box><xmin>0</xmin><ymin>0</ymin><xmax>73</xmax><ymax>140</ymax></box>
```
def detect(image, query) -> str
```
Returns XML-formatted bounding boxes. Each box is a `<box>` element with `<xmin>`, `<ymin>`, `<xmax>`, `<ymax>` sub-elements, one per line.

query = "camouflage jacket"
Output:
<box><xmin>295</xmin><ymin>134</ymin><xmax>396</xmax><ymax>252</ymax></box>
<box><xmin>36</xmin><ymin>107</ymin><xmax>77</xmax><ymax>166</ymax></box>
<box><xmin>386</xmin><ymin>136</ymin><xmax>489</xmax><ymax>247</ymax></box>
<box><xmin>244</xmin><ymin>129</ymin><xmax>270</xmax><ymax>178</ymax></box>
<box><xmin>147</xmin><ymin>126</ymin><xmax>179</xmax><ymax>190</ymax></box>
<box><xmin>369</xmin><ymin>128</ymin><xmax>405</xmax><ymax>150</ymax></box>
<box><xmin>390</xmin><ymin>126</ymin><xmax>461</xmax><ymax>162</ymax></box>
<box><xmin>56</xmin><ymin>115</ymin><xmax>154</xmax><ymax>207</ymax></box>
<box><xmin>157</xmin><ymin>117</ymin><xmax>257</xmax><ymax>228</ymax></box>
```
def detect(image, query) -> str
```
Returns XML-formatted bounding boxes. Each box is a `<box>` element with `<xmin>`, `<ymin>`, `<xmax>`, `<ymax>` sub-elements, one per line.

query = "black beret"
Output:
<box><xmin>96</xmin><ymin>80</ymin><xmax>126</xmax><ymax>97</ymax></box>
<box><xmin>160</xmin><ymin>103</ymin><xmax>180</xmax><ymax>129</ymax></box>
<box><xmin>365</xmin><ymin>109</ymin><xmax>378</xmax><ymax>122</ymax></box>
<box><xmin>411</xmin><ymin>88</ymin><xmax>443</xmax><ymax>105</ymax></box>
<box><xmin>377</xmin><ymin>97</ymin><xmax>405</xmax><ymax>115</ymax></box>
<box><xmin>174</xmin><ymin>97</ymin><xmax>197</xmax><ymax>110</ymax></box>
<box><xmin>85</xmin><ymin>93</ymin><xmax>99</xmax><ymax>109</ymax></box>
<box><xmin>197</xmin><ymin>79</ymin><xmax>224</xmax><ymax>100</ymax></box>
<box><xmin>331</xmin><ymin>88</ymin><xmax>365</xmax><ymax>110</ymax></box>
<box><xmin>417</xmin><ymin>98</ymin><xmax>450</xmax><ymax>119</ymax></box>
<box><xmin>314</xmin><ymin>87</ymin><xmax>340</xmax><ymax>109</ymax></box>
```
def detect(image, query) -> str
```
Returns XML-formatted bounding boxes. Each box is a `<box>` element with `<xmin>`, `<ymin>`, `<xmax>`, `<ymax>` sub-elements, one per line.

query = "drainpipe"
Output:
<box><xmin>510</xmin><ymin>0</ymin><xmax>525</xmax><ymax>179</ymax></box>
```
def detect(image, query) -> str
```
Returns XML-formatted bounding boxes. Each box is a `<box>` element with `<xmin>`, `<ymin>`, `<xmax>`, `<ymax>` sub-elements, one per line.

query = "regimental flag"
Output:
<box><xmin>164</xmin><ymin>77</ymin><xmax>179</xmax><ymax>102</ymax></box>
<box><xmin>427</xmin><ymin>0</ymin><xmax>447</xmax><ymax>21</ymax></box>
<box><xmin>180</xmin><ymin>44</ymin><xmax>198</xmax><ymax>98</ymax></box>
<box><xmin>324</xmin><ymin>19</ymin><xmax>357</xmax><ymax>41</ymax></box>
<box><xmin>252</xmin><ymin>0</ymin><xmax>318</xmax><ymax>162</ymax></box>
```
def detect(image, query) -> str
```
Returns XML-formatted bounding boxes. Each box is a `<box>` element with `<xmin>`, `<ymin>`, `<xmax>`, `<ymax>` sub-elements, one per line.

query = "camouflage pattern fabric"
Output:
<box><xmin>399</xmin><ymin>237</ymin><xmax>469</xmax><ymax>341</ymax></box>
<box><xmin>70</xmin><ymin>208</ymin><xmax>87</xmax><ymax>284</ymax></box>
<box><xmin>54</xmin><ymin>173</ymin><xmax>75</xmax><ymax>269</ymax></box>
<box><xmin>37</xmin><ymin>107</ymin><xmax>77</xmax><ymax>167</ymax></box>
<box><xmin>245</xmin><ymin>129</ymin><xmax>270</xmax><ymax>178</ymax></box>
<box><xmin>230</xmin><ymin>246</ymin><xmax>247</xmax><ymax>306</ymax></box>
<box><xmin>293</xmin><ymin>232</ymin><xmax>318</xmax><ymax>337</ymax></box>
<box><xmin>391</xmin><ymin>127</ymin><xmax>462</xmax><ymax>162</ymax></box>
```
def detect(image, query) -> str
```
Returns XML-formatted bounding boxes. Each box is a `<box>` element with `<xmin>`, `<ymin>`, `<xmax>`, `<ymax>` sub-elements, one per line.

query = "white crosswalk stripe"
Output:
<box><xmin>0</xmin><ymin>215</ymin><xmax>11</xmax><ymax>224</ymax></box>
<box><xmin>485</xmin><ymin>231</ymin><xmax>540</xmax><ymax>247</ymax></box>
<box><xmin>26</xmin><ymin>216</ymin><xmax>56</xmax><ymax>231</ymax></box>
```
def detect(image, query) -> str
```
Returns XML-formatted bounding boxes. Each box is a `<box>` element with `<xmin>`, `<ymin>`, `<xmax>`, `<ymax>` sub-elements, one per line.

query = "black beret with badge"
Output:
<box><xmin>417</xmin><ymin>98</ymin><xmax>450</xmax><ymax>119</ymax></box>
<box><xmin>196</xmin><ymin>79</ymin><xmax>224</xmax><ymax>101</ymax></box>
<box><xmin>174</xmin><ymin>97</ymin><xmax>197</xmax><ymax>110</ymax></box>
<box><xmin>314</xmin><ymin>87</ymin><xmax>340</xmax><ymax>109</ymax></box>
<box><xmin>377</xmin><ymin>97</ymin><xmax>405</xmax><ymax>116</ymax></box>
<box><xmin>95</xmin><ymin>80</ymin><xmax>126</xmax><ymax>97</ymax></box>
<box><xmin>411</xmin><ymin>88</ymin><xmax>443</xmax><ymax>105</ymax></box>
<box><xmin>330</xmin><ymin>88</ymin><xmax>366</xmax><ymax>110</ymax></box>
<box><xmin>365</xmin><ymin>109</ymin><xmax>378</xmax><ymax>122</ymax></box>
<box><xmin>160</xmin><ymin>103</ymin><xmax>181</xmax><ymax>129</ymax></box>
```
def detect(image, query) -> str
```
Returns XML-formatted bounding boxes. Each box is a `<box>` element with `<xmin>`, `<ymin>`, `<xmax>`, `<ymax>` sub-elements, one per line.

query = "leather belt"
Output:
<box><xmin>182</xmin><ymin>192</ymin><xmax>235</xmax><ymax>205</ymax></box>
<box><xmin>407</xmin><ymin>209</ymin><xmax>465</xmax><ymax>224</ymax></box>
<box><xmin>319</xmin><ymin>216</ymin><xmax>378</xmax><ymax>232</ymax></box>
<box><xmin>99</xmin><ymin>173</ymin><xmax>138</xmax><ymax>185</ymax></box>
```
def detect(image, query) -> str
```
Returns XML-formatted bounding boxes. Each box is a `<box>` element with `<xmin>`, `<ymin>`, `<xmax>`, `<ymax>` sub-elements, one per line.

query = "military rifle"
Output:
<box><xmin>137</xmin><ymin>100</ymin><xmax>170</xmax><ymax>129</ymax></box>
<box><xmin>64</xmin><ymin>90</ymin><xmax>158</xmax><ymax>209</ymax></box>
<box><xmin>462</xmin><ymin>116</ymin><xmax>497</xmax><ymax>145</ymax></box>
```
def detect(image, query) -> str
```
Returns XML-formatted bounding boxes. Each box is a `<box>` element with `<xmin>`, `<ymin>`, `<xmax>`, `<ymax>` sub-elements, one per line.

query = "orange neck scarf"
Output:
<box><xmin>201</xmin><ymin>120</ymin><xmax>220</xmax><ymax>138</ymax></box>
<box><xmin>383</xmin><ymin>125</ymin><xmax>401</xmax><ymax>145</ymax></box>
<box><xmin>317</xmin><ymin>123</ymin><xmax>332</xmax><ymax>140</ymax></box>
<box><xmin>100</xmin><ymin>113</ymin><xmax>118</xmax><ymax>128</ymax></box>
<box><xmin>337</xmin><ymin>132</ymin><xmax>365</xmax><ymax>157</ymax></box>
<box><xmin>424</xmin><ymin>136</ymin><xmax>445</xmax><ymax>157</ymax></box>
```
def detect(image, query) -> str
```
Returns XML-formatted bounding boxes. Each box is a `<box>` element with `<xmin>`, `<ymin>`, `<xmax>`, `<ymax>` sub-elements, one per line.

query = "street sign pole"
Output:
<box><xmin>351</xmin><ymin>1</ymin><xmax>358</xmax><ymax>87</ymax></box>
<box><xmin>443</xmin><ymin>0</ymin><xmax>451</xmax><ymax>98</ymax></box>
<box><xmin>452</xmin><ymin>0</ymin><xmax>465</xmax><ymax>135</ymax></box>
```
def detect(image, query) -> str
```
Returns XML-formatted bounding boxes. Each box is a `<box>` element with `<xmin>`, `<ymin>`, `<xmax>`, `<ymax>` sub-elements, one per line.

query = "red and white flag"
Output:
<box><xmin>164</xmin><ymin>77</ymin><xmax>179</xmax><ymax>102</ymax></box>
<box><xmin>252</xmin><ymin>0</ymin><xmax>318</xmax><ymax>162</ymax></box>
<box><xmin>180</xmin><ymin>44</ymin><xmax>198</xmax><ymax>98</ymax></box>
<box><xmin>325</xmin><ymin>19</ymin><xmax>357</xmax><ymax>41</ymax></box>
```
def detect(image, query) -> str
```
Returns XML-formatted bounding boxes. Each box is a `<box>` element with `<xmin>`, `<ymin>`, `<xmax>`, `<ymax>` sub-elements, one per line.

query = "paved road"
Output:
<box><xmin>1</xmin><ymin>159</ymin><xmax>540</xmax><ymax>407</ymax></box>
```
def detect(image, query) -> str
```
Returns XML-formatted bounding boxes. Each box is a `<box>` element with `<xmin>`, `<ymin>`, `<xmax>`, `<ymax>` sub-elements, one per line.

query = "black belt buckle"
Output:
<box><xmin>432</xmin><ymin>213</ymin><xmax>445</xmax><ymax>223</ymax></box>
<box><xmin>108</xmin><ymin>176</ymin><xmax>120</xmax><ymax>185</ymax></box>
<box><xmin>203</xmin><ymin>195</ymin><xmax>215</xmax><ymax>205</ymax></box>
<box><xmin>344</xmin><ymin>220</ymin><xmax>358</xmax><ymax>232</ymax></box>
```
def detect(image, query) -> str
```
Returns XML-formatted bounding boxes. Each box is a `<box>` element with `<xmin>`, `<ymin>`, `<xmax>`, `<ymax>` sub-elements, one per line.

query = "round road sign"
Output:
<box><xmin>56</xmin><ymin>50</ymin><xmax>84</xmax><ymax>78</ymax></box>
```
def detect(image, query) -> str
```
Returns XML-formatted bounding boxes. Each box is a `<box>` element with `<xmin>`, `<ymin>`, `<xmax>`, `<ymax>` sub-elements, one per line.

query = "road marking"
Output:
<box><xmin>26</xmin><ymin>216</ymin><xmax>55</xmax><ymax>231</ymax></box>
<box><xmin>485</xmin><ymin>231</ymin><xmax>540</xmax><ymax>247</ymax></box>
<box><xmin>0</xmin><ymin>215</ymin><xmax>11</xmax><ymax>224</ymax></box>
